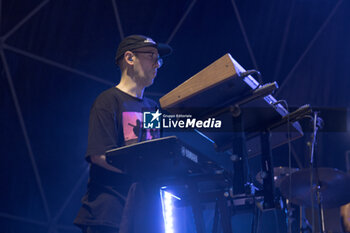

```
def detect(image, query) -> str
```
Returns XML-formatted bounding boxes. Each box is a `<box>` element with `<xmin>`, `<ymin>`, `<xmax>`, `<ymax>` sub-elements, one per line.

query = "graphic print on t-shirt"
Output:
<box><xmin>122</xmin><ymin>112</ymin><xmax>159</xmax><ymax>145</ymax></box>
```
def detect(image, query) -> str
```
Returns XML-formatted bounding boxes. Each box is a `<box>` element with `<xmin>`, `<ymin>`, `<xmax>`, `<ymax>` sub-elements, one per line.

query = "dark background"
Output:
<box><xmin>1</xmin><ymin>0</ymin><xmax>349</xmax><ymax>232</ymax></box>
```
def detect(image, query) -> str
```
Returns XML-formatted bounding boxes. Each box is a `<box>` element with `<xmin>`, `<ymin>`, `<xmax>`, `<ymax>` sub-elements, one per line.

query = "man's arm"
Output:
<box><xmin>341</xmin><ymin>203</ymin><xmax>350</xmax><ymax>232</ymax></box>
<box><xmin>90</xmin><ymin>155</ymin><xmax>123</xmax><ymax>173</ymax></box>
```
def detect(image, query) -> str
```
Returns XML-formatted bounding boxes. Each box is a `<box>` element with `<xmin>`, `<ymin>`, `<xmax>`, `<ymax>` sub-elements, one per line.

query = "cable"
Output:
<box><xmin>240</xmin><ymin>70</ymin><xmax>261</xmax><ymax>79</ymax></box>
<box><xmin>239</xmin><ymin>70</ymin><xmax>262</xmax><ymax>88</ymax></box>
<box><xmin>271</xmin><ymin>100</ymin><xmax>288</xmax><ymax>109</ymax></box>
<box><xmin>283</xmin><ymin>100</ymin><xmax>293</xmax><ymax>233</ymax></box>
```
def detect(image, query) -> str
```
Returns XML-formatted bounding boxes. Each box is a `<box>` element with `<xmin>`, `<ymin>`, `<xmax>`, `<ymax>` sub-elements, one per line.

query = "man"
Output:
<box><xmin>74</xmin><ymin>35</ymin><xmax>172</xmax><ymax>233</ymax></box>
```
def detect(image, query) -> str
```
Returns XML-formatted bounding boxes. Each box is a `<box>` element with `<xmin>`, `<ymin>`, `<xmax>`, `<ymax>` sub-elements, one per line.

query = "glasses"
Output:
<box><xmin>132</xmin><ymin>51</ymin><xmax>163</xmax><ymax>68</ymax></box>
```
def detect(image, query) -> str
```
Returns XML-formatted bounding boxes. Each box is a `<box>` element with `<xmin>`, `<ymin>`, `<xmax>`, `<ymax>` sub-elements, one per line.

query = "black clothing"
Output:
<box><xmin>74</xmin><ymin>87</ymin><xmax>160</xmax><ymax>231</ymax></box>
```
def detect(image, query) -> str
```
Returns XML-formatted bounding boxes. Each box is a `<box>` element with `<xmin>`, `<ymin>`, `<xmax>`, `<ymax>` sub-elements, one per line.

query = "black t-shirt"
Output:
<box><xmin>74</xmin><ymin>87</ymin><xmax>160</xmax><ymax>229</ymax></box>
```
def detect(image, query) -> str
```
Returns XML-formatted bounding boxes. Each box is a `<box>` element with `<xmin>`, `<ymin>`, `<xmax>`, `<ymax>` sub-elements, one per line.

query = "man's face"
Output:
<box><xmin>131</xmin><ymin>47</ymin><xmax>160</xmax><ymax>87</ymax></box>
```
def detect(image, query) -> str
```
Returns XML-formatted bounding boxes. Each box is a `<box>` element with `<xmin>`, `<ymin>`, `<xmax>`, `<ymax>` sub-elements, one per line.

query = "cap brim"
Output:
<box><xmin>157</xmin><ymin>43</ymin><xmax>172</xmax><ymax>57</ymax></box>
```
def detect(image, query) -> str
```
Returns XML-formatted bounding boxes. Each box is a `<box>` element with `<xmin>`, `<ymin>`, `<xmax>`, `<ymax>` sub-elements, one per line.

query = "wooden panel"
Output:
<box><xmin>159</xmin><ymin>53</ymin><xmax>240</xmax><ymax>109</ymax></box>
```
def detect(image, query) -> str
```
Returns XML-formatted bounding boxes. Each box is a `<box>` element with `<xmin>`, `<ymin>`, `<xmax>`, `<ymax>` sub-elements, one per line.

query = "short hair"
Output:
<box><xmin>116</xmin><ymin>54</ymin><xmax>126</xmax><ymax>71</ymax></box>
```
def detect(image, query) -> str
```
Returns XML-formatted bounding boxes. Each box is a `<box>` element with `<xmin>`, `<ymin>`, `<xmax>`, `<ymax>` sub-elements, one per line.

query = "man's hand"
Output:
<box><xmin>341</xmin><ymin>203</ymin><xmax>350</xmax><ymax>233</ymax></box>
<box><xmin>90</xmin><ymin>155</ymin><xmax>123</xmax><ymax>173</ymax></box>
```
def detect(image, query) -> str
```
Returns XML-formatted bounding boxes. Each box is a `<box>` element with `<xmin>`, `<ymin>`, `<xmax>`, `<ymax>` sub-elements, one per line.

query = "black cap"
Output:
<box><xmin>115</xmin><ymin>35</ymin><xmax>172</xmax><ymax>63</ymax></box>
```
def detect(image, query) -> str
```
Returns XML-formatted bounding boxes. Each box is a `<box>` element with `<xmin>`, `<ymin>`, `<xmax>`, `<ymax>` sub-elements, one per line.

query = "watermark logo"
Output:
<box><xmin>143</xmin><ymin>109</ymin><xmax>222</xmax><ymax>130</ymax></box>
<box><xmin>143</xmin><ymin>109</ymin><xmax>162</xmax><ymax>129</ymax></box>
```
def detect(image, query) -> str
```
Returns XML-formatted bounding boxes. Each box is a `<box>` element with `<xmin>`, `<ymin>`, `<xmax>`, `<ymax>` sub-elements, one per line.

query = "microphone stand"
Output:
<box><xmin>309</xmin><ymin>112</ymin><xmax>325</xmax><ymax>233</ymax></box>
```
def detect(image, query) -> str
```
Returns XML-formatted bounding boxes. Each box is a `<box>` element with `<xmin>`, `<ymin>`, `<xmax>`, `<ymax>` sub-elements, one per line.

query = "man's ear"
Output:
<box><xmin>124</xmin><ymin>51</ymin><xmax>134</xmax><ymax>65</ymax></box>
